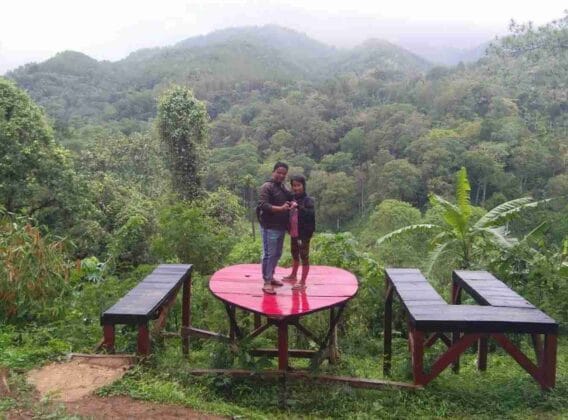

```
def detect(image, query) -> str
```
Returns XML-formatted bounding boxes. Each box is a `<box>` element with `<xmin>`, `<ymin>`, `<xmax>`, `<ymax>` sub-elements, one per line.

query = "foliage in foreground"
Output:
<box><xmin>0</xmin><ymin>213</ymin><xmax>71</xmax><ymax>322</ymax></box>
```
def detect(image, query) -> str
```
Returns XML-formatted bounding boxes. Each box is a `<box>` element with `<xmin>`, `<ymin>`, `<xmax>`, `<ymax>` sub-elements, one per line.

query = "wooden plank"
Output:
<box><xmin>186</xmin><ymin>369</ymin><xmax>419</xmax><ymax>390</ymax></box>
<box><xmin>409</xmin><ymin>305</ymin><xmax>557</xmax><ymax>333</ymax></box>
<box><xmin>452</xmin><ymin>270</ymin><xmax>537</xmax><ymax>309</ymax></box>
<box><xmin>249</xmin><ymin>348</ymin><xmax>316</xmax><ymax>358</ymax></box>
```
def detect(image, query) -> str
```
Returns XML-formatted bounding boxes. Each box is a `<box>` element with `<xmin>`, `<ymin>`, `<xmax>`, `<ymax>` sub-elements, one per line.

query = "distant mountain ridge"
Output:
<box><xmin>5</xmin><ymin>25</ymin><xmax>435</xmax><ymax>127</ymax></box>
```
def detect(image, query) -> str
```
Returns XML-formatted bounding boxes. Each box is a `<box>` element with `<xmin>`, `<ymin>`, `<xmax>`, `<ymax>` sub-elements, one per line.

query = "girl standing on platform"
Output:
<box><xmin>283</xmin><ymin>175</ymin><xmax>315</xmax><ymax>290</ymax></box>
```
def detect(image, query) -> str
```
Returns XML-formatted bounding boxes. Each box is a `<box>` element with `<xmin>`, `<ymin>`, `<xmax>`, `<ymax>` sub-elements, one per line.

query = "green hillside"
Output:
<box><xmin>7</xmin><ymin>25</ymin><xmax>431</xmax><ymax>130</ymax></box>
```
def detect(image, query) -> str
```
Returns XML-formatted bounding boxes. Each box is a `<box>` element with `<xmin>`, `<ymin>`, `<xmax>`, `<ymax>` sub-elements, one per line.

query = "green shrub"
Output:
<box><xmin>151</xmin><ymin>202</ymin><xmax>237</xmax><ymax>274</ymax></box>
<box><xmin>0</xmin><ymin>215</ymin><xmax>71</xmax><ymax>322</ymax></box>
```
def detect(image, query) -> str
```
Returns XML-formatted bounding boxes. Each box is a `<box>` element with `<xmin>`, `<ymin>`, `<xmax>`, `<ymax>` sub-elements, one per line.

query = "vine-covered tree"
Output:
<box><xmin>157</xmin><ymin>86</ymin><xmax>209</xmax><ymax>200</ymax></box>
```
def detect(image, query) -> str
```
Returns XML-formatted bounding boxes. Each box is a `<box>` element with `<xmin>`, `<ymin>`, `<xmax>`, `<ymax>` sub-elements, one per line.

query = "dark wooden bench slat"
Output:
<box><xmin>386</xmin><ymin>268</ymin><xmax>558</xmax><ymax>334</ymax></box>
<box><xmin>453</xmin><ymin>270</ymin><xmax>536</xmax><ymax>309</ymax></box>
<box><xmin>101</xmin><ymin>264</ymin><xmax>192</xmax><ymax>325</ymax></box>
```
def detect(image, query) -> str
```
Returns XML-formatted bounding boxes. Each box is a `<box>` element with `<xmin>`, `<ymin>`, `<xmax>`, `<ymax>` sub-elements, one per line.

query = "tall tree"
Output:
<box><xmin>157</xmin><ymin>86</ymin><xmax>209</xmax><ymax>201</ymax></box>
<box><xmin>0</xmin><ymin>77</ymin><xmax>78</xmax><ymax>225</ymax></box>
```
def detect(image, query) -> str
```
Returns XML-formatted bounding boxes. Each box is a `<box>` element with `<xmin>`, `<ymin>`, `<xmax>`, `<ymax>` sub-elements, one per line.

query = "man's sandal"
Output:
<box><xmin>270</xmin><ymin>278</ymin><xmax>284</xmax><ymax>286</ymax></box>
<box><xmin>282</xmin><ymin>275</ymin><xmax>297</xmax><ymax>282</ymax></box>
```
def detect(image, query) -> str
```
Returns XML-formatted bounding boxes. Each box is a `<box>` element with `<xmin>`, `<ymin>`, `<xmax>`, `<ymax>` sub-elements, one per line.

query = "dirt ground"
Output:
<box><xmin>66</xmin><ymin>395</ymin><xmax>225</xmax><ymax>419</ymax></box>
<box><xmin>7</xmin><ymin>395</ymin><xmax>226</xmax><ymax>419</ymax></box>
<box><xmin>5</xmin><ymin>356</ymin><xmax>225</xmax><ymax>419</ymax></box>
<box><xmin>27</xmin><ymin>356</ymin><xmax>134</xmax><ymax>402</ymax></box>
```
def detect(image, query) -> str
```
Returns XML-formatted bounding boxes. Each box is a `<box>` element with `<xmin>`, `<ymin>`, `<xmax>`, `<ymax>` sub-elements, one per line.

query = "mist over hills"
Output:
<box><xmin>6</xmin><ymin>25</ymin><xmax>438</xmax><ymax>128</ymax></box>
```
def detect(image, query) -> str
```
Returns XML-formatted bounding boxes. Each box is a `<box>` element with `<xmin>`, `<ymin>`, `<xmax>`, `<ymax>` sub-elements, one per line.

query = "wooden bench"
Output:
<box><xmin>452</xmin><ymin>270</ymin><xmax>558</xmax><ymax>385</ymax></box>
<box><xmin>100</xmin><ymin>264</ymin><xmax>193</xmax><ymax>355</ymax></box>
<box><xmin>383</xmin><ymin>268</ymin><xmax>558</xmax><ymax>389</ymax></box>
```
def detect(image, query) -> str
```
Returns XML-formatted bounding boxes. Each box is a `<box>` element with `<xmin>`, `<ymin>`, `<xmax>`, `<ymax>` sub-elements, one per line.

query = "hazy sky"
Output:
<box><xmin>1</xmin><ymin>0</ymin><xmax>565</xmax><ymax>73</ymax></box>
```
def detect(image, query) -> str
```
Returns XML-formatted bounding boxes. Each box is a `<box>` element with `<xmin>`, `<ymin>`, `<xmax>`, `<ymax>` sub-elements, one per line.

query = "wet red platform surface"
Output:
<box><xmin>209</xmin><ymin>264</ymin><xmax>358</xmax><ymax>318</ymax></box>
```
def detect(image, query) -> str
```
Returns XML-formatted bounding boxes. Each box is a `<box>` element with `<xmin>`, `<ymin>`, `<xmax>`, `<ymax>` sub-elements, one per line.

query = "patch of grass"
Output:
<box><xmin>2</xmin><ymin>264</ymin><xmax>567</xmax><ymax>419</ymax></box>
<box><xmin>95</xmin><ymin>336</ymin><xmax>568</xmax><ymax>419</ymax></box>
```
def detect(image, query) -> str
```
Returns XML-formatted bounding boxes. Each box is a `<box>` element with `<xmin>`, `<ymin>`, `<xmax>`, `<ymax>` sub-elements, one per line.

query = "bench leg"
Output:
<box><xmin>137</xmin><ymin>323</ymin><xmax>150</xmax><ymax>355</ymax></box>
<box><xmin>182</xmin><ymin>272</ymin><xmax>192</xmax><ymax>356</ymax></box>
<box><xmin>542</xmin><ymin>334</ymin><xmax>557</xmax><ymax>390</ymax></box>
<box><xmin>383</xmin><ymin>283</ymin><xmax>393</xmax><ymax>376</ymax></box>
<box><xmin>102</xmin><ymin>325</ymin><xmax>115</xmax><ymax>353</ymax></box>
<box><xmin>452</xmin><ymin>331</ymin><xmax>461</xmax><ymax>373</ymax></box>
<box><xmin>451</xmin><ymin>281</ymin><xmax>462</xmax><ymax>373</ymax></box>
<box><xmin>409</xmin><ymin>328</ymin><xmax>425</xmax><ymax>385</ymax></box>
<box><xmin>477</xmin><ymin>335</ymin><xmax>488</xmax><ymax>371</ymax></box>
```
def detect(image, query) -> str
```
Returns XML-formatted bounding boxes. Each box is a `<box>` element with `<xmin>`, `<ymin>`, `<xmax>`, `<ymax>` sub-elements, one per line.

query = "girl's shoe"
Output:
<box><xmin>292</xmin><ymin>283</ymin><xmax>306</xmax><ymax>290</ymax></box>
<box><xmin>262</xmin><ymin>285</ymin><xmax>276</xmax><ymax>294</ymax></box>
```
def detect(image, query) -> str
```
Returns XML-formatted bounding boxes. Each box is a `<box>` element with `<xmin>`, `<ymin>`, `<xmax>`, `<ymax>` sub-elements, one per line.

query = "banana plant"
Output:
<box><xmin>377</xmin><ymin>167</ymin><xmax>548</xmax><ymax>274</ymax></box>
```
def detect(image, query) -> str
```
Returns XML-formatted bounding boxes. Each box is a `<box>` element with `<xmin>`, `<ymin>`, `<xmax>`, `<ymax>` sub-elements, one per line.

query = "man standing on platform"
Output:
<box><xmin>257</xmin><ymin>162</ymin><xmax>293</xmax><ymax>294</ymax></box>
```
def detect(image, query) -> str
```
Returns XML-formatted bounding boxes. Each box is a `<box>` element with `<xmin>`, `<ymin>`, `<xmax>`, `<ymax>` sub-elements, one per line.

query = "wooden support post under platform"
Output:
<box><xmin>328</xmin><ymin>307</ymin><xmax>339</xmax><ymax>364</ymax></box>
<box><xmin>278</xmin><ymin>320</ymin><xmax>289</xmax><ymax>370</ymax></box>
<box><xmin>224</xmin><ymin>304</ymin><xmax>242</xmax><ymax>342</ymax></box>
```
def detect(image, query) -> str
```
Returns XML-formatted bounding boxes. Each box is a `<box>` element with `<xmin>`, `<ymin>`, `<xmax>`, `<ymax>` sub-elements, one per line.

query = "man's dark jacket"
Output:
<box><xmin>257</xmin><ymin>180</ymin><xmax>293</xmax><ymax>230</ymax></box>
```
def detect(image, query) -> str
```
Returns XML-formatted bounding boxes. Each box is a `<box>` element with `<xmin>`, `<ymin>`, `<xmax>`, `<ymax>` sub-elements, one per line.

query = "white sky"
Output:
<box><xmin>0</xmin><ymin>0</ymin><xmax>565</xmax><ymax>73</ymax></box>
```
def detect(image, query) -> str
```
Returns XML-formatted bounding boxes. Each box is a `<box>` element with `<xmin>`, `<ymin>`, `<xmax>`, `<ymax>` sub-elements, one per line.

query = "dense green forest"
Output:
<box><xmin>1</xmin><ymin>15</ymin><xmax>567</xmax><ymax>418</ymax></box>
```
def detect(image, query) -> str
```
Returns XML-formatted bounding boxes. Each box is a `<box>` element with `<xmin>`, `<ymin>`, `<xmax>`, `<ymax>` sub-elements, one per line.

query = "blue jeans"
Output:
<box><xmin>260</xmin><ymin>227</ymin><xmax>286</xmax><ymax>283</ymax></box>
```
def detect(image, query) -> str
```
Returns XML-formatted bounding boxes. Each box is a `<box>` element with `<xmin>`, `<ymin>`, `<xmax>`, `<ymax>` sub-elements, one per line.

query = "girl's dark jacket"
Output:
<box><xmin>294</xmin><ymin>193</ymin><xmax>315</xmax><ymax>240</ymax></box>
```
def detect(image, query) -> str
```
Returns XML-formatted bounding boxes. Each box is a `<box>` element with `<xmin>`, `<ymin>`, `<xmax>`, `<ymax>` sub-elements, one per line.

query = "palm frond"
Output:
<box><xmin>474</xmin><ymin>197</ymin><xmax>544</xmax><ymax>228</ymax></box>
<box><xmin>430</xmin><ymin>230</ymin><xmax>453</xmax><ymax>246</ymax></box>
<box><xmin>479</xmin><ymin>226</ymin><xmax>517</xmax><ymax>249</ymax></box>
<box><xmin>430</xmin><ymin>194</ymin><xmax>468</xmax><ymax>235</ymax></box>
<box><xmin>376</xmin><ymin>224</ymin><xmax>440</xmax><ymax>246</ymax></box>
<box><xmin>520</xmin><ymin>221</ymin><xmax>549</xmax><ymax>244</ymax></box>
<box><xmin>455</xmin><ymin>167</ymin><xmax>472</xmax><ymax>219</ymax></box>
<box><xmin>425</xmin><ymin>241</ymin><xmax>454</xmax><ymax>276</ymax></box>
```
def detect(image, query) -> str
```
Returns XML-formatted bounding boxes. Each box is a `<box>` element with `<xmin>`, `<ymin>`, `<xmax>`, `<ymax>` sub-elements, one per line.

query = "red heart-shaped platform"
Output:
<box><xmin>209</xmin><ymin>264</ymin><xmax>358</xmax><ymax>318</ymax></box>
